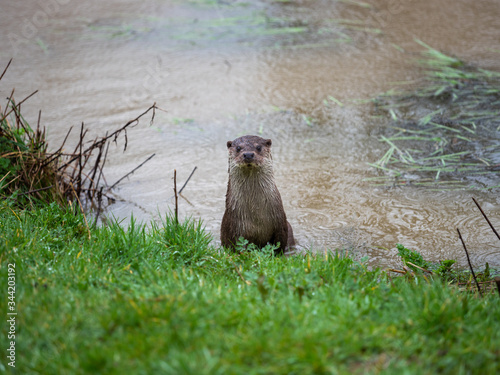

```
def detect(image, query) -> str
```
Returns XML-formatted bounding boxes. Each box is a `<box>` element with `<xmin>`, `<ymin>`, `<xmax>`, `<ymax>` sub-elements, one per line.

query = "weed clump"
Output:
<box><xmin>0</xmin><ymin>104</ymin><xmax>65</xmax><ymax>206</ymax></box>
<box><xmin>0</xmin><ymin>60</ymin><xmax>64</xmax><ymax>205</ymax></box>
<box><xmin>0</xmin><ymin>60</ymin><xmax>157</xmax><ymax>210</ymax></box>
<box><xmin>394</xmin><ymin>243</ymin><xmax>498</xmax><ymax>294</ymax></box>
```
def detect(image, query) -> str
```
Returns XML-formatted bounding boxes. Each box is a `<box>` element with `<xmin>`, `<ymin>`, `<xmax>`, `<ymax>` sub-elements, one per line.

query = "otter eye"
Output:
<box><xmin>256</xmin><ymin>145</ymin><xmax>262</xmax><ymax>152</ymax></box>
<box><xmin>236</xmin><ymin>146</ymin><xmax>241</xmax><ymax>153</ymax></box>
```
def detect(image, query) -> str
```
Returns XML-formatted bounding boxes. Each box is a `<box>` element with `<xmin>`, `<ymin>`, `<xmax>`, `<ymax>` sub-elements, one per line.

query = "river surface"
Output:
<box><xmin>1</xmin><ymin>0</ymin><xmax>499</xmax><ymax>268</ymax></box>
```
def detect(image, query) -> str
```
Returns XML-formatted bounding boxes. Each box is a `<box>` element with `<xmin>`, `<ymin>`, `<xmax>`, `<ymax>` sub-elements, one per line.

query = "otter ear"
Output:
<box><xmin>227</xmin><ymin>141</ymin><xmax>232</xmax><ymax>149</ymax></box>
<box><xmin>265</xmin><ymin>139</ymin><xmax>272</xmax><ymax>147</ymax></box>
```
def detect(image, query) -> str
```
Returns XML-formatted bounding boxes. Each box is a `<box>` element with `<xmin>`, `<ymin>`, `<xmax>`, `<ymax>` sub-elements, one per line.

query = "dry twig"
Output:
<box><xmin>457</xmin><ymin>228</ymin><xmax>482</xmax><ymax>297</ymax></box>
<box><xmin>109</xmin><ymin>153</ymin><xmax>156</xmax><ymax>190</ymax></box>
<box><xmin>173</xmin><ymin>169</ymin><xmax>179</xmax><ymax>225</ymax></box>
<box><xmin>472</xmin><ymin>197</ymin><xmax>500</xmax><ymax>242</ymax></box>
<box><xmin>178</xmin><ymin>166</ymin><xmax>197</xmax><ymax>195</ymax></box>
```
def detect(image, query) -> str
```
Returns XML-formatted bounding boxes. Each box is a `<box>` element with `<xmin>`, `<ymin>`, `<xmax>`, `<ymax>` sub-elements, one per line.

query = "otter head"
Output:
<box><xmin>227</xmin><ymin>135</ymin><xmax>273</xmax><ymax>174</ymax></box>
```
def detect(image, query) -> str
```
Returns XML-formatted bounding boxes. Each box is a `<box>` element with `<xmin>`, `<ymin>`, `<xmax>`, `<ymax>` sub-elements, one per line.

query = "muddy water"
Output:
<box><xmin>1</xmin><ymin>0</ymin><xmax>499</xmax><ymax>268</ymax></box>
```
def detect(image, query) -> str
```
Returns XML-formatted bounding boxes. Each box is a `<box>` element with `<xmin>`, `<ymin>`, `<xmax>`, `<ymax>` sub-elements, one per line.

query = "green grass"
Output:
<box><xmin>1</xmin><ymin>201</ymin><xmax>500</xmax><ymax>374</ymax></box>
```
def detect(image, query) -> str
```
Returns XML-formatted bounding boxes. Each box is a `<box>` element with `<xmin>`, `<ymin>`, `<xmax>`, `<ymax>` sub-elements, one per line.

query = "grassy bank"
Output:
<box><xmin>1</xmin><ymin>202</ymin><xmax>499</xmax><ymax>374</ymax></box>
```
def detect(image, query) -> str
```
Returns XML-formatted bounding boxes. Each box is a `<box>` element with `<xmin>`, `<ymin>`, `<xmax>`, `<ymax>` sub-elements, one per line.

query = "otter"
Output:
<box><xmin>220</xmin><ymin>135</ymin><xmax>294</xmax><ymax>255</ymax></box>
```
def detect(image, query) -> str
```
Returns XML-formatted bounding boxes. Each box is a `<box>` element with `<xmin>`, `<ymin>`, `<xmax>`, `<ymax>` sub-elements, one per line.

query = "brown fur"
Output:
<box><xmin>221</xmin><ymin>135</ymin><xmax>294</xmax><ymax>254</ymax></box>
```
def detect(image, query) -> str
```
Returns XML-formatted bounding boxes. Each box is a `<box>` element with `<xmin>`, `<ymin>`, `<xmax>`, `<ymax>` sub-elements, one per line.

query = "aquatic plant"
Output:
<box><xmin>370</xmin><ymin>41</ymin><xmax>500</xmax><ymax>189</ymax></box>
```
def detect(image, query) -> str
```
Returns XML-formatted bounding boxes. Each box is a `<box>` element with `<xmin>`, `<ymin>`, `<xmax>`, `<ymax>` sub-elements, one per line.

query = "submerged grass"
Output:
<box><xmin>85</xmin><ymin>1</ymin><xmax>379</xmax><ymax>52</ymax></box>
<box><xmin>371</xmin><ymin>41</ymin><xmax>500</xmax><ymax>189</ymax></box>
<box><xmin>1</xmin><ymin>201</ymin><xmax>500</xmax><ymax>374</ymax></box>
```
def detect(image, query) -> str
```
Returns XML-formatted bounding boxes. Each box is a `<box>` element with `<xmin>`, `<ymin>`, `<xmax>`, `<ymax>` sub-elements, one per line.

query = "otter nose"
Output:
<box><xmin>243</xmin><ymin>152</ymin><xmax>254</xmax><ymax>161</ymax></box>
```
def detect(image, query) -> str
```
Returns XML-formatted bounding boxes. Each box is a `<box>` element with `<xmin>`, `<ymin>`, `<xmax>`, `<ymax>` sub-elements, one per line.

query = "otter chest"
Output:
<box><xmin>230</xmin><ymin>177</ymin><xmax>282</xmax><ymax>246</ymax></box>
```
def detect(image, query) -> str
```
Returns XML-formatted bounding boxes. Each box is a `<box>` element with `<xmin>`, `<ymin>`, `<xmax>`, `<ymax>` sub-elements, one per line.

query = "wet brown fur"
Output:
<box><xmin>221</xmin><ymin>135</ymin><xmax>294</xmax><ymax>254</ymax></box>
